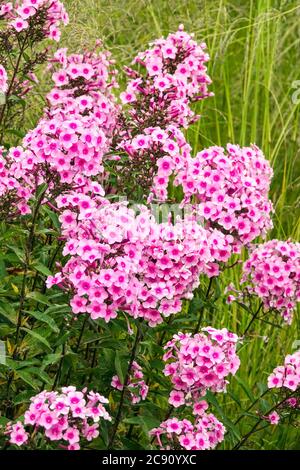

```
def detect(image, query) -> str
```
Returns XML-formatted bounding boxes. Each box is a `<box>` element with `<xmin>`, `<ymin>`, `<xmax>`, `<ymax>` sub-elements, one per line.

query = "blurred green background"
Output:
<box><xmin>27</xmin><ymin>0</ymin><xmax>300</xmax><ymax>449</ymax></box>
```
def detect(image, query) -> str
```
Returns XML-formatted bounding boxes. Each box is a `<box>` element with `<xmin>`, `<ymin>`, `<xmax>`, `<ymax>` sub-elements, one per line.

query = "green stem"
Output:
<box><xmin>5</xmin><ymin>188</ymin><xmax>46</xmax><ymax>412</ymax></box>
<box><xmin>233</xmin><ymin>388</ymin><xmax>299</xmax><ymax>449</ymax></box>
<box><xmin>108</xmin><ymin>324</ymin><xmax>143</xmax><ymax>449</ymax></box>
<box><xmin>234</xmin><ymin>389</ymin><xmax>269</xmax><ymax>425</ymax></box>
<box><xmin>75</xmin><ymin>314</ymin><xmax>88</xmax><ymax>353</ymax></box>
<box><xmin>193</xmin><ymin>278</ymin><xmax>213</xmax><ymax>334</ymax></box>
<box><xmin>243</xmin><ymin>302</ymin><xmax>263</xmax><ymax>336</ymax></box>
<box><xmin>12</xmin><ymin>265</ymin><xmax>28</xmax><ymax>360</ymax></box>
<box><xmin>12</xmin><ymin>188</ymin><xmax>46</xmax><ymax>360</ymax></box>
<box><xmin>0</xmin><ymin>30</ymin><xmax>30</xmax><ymax>142</ymax></box>
<box><xmin>65</xmin><ymin>314</ymin><xmax>89</xmax><ymax>385</ymax></box>
<box><xmin>52</xmin><ymin>343</ymin><xmax>66</xmax><ymax>390</ymax></box>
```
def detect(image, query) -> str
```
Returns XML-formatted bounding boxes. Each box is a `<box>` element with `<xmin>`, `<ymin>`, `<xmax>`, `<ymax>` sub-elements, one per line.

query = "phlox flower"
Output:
<box><xmin>125</xmin><ymin>25</ymin><xmax>212</xmax><ymax>128</ymax></box>
<box><xmin>169</xmin><ymin>391</ymin><xmax>185</xmax><ymax>408</ymax></box>
<box><xmin>193</xmin><ymin>400</ymin><xmax>209</xmax><ymax>416</ymax></box>
<box><xmin>83</xmin><ymin>424</ymin><xmax>99</xmax><ymax>442</ymax></box>
<box><xmin>268</xmin><ymin>411</ymin><xmax>280</xmax><ymax>425</ymax></box>
<box><xmin>238</xmin><ymin>240</ymin><xmax>300</xmax><ymax>324</ymax></box>
<box><xmin>39</xmin><ymin>412</ymin><xmax>58</xmax><ymax>430</ymax></box>
<box><xmin>45</xmin><ymin>424</ymin><xmax>64</xmax><ymax>441</ymax></box>
<box><xmin>63</xmin><ymin>427</ymin><xmax>80</xmax><ymax>445</ymax></box>
<box><xmin>265</xmin><ymin>351</ymin><xmax>300</xmax><ymax>425</ymax></box>
<box><xmin>163</xmin><ymin>328</ymin><xmax>240</xmax><ymax>407</ymax></box>
<box><xmin>4</xmin><ymin>0</ymin><xmax>68</xmax><ymax>40</ymax></box>
<box><xmin>175</xmin><ymin>144</ymin><xmax>274</xmax><ymax>258</ymax></box>
<box><xmin>10</xmin><ymin>17</ymin><xmax>29</xmax><ymax>31</ymax></box>
<box><xmin>51</xmin><ymin>194</ymin><xmax>212</xmax><ymax>327</ymax></box>
<box><xmin>0</xmin><ymin>64</ymin><xmax>8</xmax><ymax>94</ymax></box>
<box><xmin>150</xmin><ymin>412</ymin><xmax>225</xmax><ymax>450</ymax></box>
<box><xmin>113</xmin><ymin>25</ymin><xmax>212</xmax><ymax>200</ymax></box>
<box><xmin>68</xmin><ymin>443</ymin><xmax>80</xmax><ymax>450</ymax></box>
<box><xmin>5</xmin><ymin>386</ymin><xmax>111</xmax><ymax>450</ymax></box>
<box><xmin>111</xmin><ymin>361</ymin><xmax>149</xmax><ymax>404</ymax></box>
<box><xmin>1</xmin><ymin>44</ymin><xmax>118</xmax><ymax>217</ymax></box>
<box><xmin>165</xmin><ymin>417</ymin><xmax>182</xmax><ymax>435</ymax></box>
<box><xmin>8</xmin><ymin>422</ymin><xmax>28</xmax><ymax>447</ymax></box>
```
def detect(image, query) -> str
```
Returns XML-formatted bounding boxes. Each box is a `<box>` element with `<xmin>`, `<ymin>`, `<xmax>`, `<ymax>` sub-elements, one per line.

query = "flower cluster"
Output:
<box><xmin>241</xmin><ymin>240</ymin><xmax>300</xmax><ymax>324</ymax></box>
<box><xmin>0</xmin><ymin>146</ymin><xmax>32</xmax><ymax>217</ymax></box>
<box><xmin>6</xmin><ymin>422</ymin><xmax>28</xmax><ymax>447</ymax></box>
<box><xmin>110</xmin><ymin>25</ymin><xmax>212</xmax><ymax>199</ymax></box>
<box><xmin>121</xmin><ymin>24</ymin><xmax>212</xmax><ymax>129</ymax></box>
<box><xmin>5</xmin><ymin>386</ymin><xmax>111</xmax><ymax>450</ymax></box>
<box><xmin>204</xmin><ymin>228</ymin><xmax>234</xmax><ymax>278</ymax></box>
<box><xmin>263</xmin><ymin>351</ymin><xmax>300</xmax><ymax>426</ymax></box>
<box><xmin>50</xmin><ymin>194</ymin><xmax>212</xmax><ymax>326</ymax></box>
<box><xmin>163</xmin><ymin>328</ymin><xmax>240</xmax><ymax>407</ymax></box>
<box><xmin>268</xmin><ymin>351</ymin><xmax>300</xmax><ymax>393</ymax></box>
<box><xmin>0</xmin><ymin>64</ymin><xmax>7</xmax><ymax>94</ymax></box>
<box><xmin>115</xmin><ymin>125</ymin><xmax>192</xmax><ymax>201</ymax></box>
<box><xmin>149</xmin><ymin>411</ymin><xmax>225</xmax><ymax>450</ymax></box>
<box><xmin>150</xmin><ymin>327</ymin><xmax>240</xmax><ymax>450</ymax></box>
<box><xmin>2</xmin><ymin>46</ymin><xmax>118</xmax><ymax>214</ymax></box>
<box><xmin>111</xmin><ymin>361</ymin><xmax>149</xmax><ymax>404</ymax></box>
<box><xmin>176</xmin><ymin>144</ymin><xmax>274</xmax><ymax>251</ymax></box>
<box><xmin>23</xmin><ymin>47</ymin><xmax>117</xmax><ymax>177</ymax></box>
<box><xmin>0</xmin><ymin>1</ymin><xmax>69</xmax><ymax>41</ymax></box>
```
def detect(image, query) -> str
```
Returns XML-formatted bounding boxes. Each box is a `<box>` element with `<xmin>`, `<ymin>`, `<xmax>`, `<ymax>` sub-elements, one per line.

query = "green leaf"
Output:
<box><xmin>206</xmin><ymin>391</ymin><xmax>241</xmax><ymax>441</ymax></box>
<box><xmin>0</xmin><ymin>259</ymin><xmax>7</xmax><ymax>279</ymax></box>
<box><xmin>6</xmin><ymin>128</ymin><xmax>26</xmax><ymax>139</ymax></box>
<box><xmin>26</xmin><ymin>367</ymin><xmax>52</xmax><ymax>385</ymax></box>
<box><xmin>42</xmin><ymin>352</ymin><xmax>62</xmax><ymax>367</ymax></box>
<box><xmin>123</xmin><ymin>414</ymin><xmax>160</xmax><ymax>433</ymax></box>
<box><xmin>26</xmin><ymin>291</ymin><xmax>51</xmax><ymax>306</ymax></box>
<box><xmin>0</xmin><ymin>324</ymin><xmax>14</xmax><ymax>336</ymax></box>
<box><xmin>32</xmin><ymin>263</ymin><xmax>52</xmax><ymax>277</ymax></box>
<box><xmin>36</xmin><ymin>183</ymin><xmax>48</xmax><ymax>199</ymax></box>
<box><xmin>188</xmin><ymin>297</ymin><xmax>205</xmax><ymax>314</ymax></box>
<box><xmin>43</xmin><ymin>206</ymin><xmax>61</xmax><ymax>231</ymax></box>
<box><xmin>0</xmin><ymin>416</ymin><xmax>10</xmax><ymax>426</ymax></box>
<box><xmin>114</xmin><ymin>351</ymin><xmax>128</xmax><ymax>385</ymax></box>
<box><xmin>8</xmin><ymin>95</ymin><xmax>26</xmax><ymax>107</ymax></box>
<box><xmin>7</xmin><ymin>245</ymin><xmax>25</xmax><ymax>263</ymax></box>
<box><xmin>121</xmin><ymin>437</ymin><xmax>145</xmax><ymax>450</ymax></box>
<box><xmin>0</xmin><ymin>302</ymin><xmax>17</xmax><ymax>325</ymax></box>
<box><xmin>43</xmin><ymin>304</ymin><xmax>70</xmax><ymax>316</ymax></box>
<box><xmin>234</xmin><ymin>375</ymin><xmax>255</xmax><ymax>402</ymax></box>
<box><xmin>21</xmin><ymin>327</ymin><xmax>51</xmax><ymax>349</ymax></box>
<box><xmin>15</xmin><ymin>369</ymin><xmax>39</xmax><ymax>390</ymax></box>
<box><xmin>236</xmin><ymin>302</ymin><xmax>251</xmax><ymax>313</ymax></box>
<box><xmin>14</xmin><ymin>390</ymin><xmax>36</xmax><ymax>405</ymax></box>
<box><xmin>123</xmin><ymin>416</ymin><xmax>143</xmax><ymax>425</ymax></box>
<box><xmin>54</xmin><ymin>332</ymin><xmax>70</xmax><ymax>348</ymax></box>
<box><xmin>228</xmin><ymin>390</ymin><xmax>242</xmax><ymax>408</ymax></box>
<box><xmin>260</xmin><ymin>399</ymin><xmax>272</xmax><ymax>413</ymax></box>
<box><xmin>25</xmin><ymin>310</ymin><xmax>59</xmax><ymax>333</ymax></box>
<box><xmin>212</xmin><ymin>277</ymin><xmax>221</xmax><ymax>301</ymax></box>
<box><xmin>83</xmin><ymin>337</ymin><xmax>121</xmax><ymax>349</ymax></box>
<box><xmin>14</xmin><ymin>359</ymin><xmax>40</xmax><ymax>369</ymax></box>
<box><xmin>137</xmin><ymin>401</ymin><xmax>165</xmax><ymax>415</ymax></box>
<box><xmin>148</xmin><ymin>358</ymin><xmax>164</xmax><ymax>370</ymax></box>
